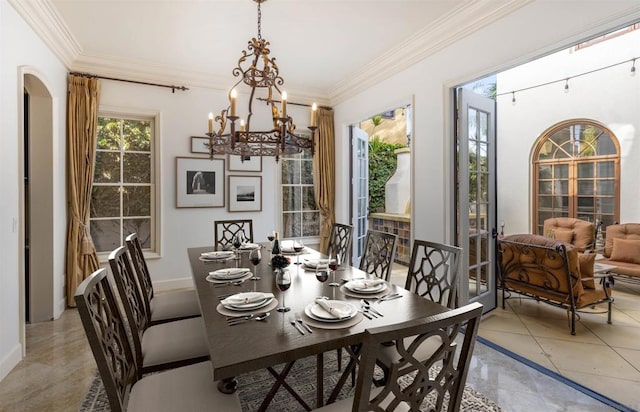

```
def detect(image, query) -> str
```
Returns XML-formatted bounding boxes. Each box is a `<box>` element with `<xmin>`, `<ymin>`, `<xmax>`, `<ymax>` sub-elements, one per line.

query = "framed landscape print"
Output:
<box><xmin>228</xmin><ymin>154</ymin><xmax>262</xmax><ymax>172</ymax></box>
<box><xmin>176</xmin><ymin>157</ymin><xmax>225</xmax><ymax>208</ymax></box>
<box><xmin>228</xmin><ymin>175</ymin><xmax>262</xmax><ymax>212</ymax></box>
<box><xmin>190</xmin><ymin>136</ymin><xmax>211</xmax><ymax>154</ymax></box>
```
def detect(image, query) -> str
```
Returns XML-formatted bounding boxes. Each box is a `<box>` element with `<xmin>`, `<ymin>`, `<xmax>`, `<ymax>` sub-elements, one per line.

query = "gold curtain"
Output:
<box><xmin>65</xmin><ymin>74</ymin><xmax>101</xmax><ymax>307</ymax></box>
<box><xmin>313</xmin><ymin>108</ymin><xmax>336</xmax><ymax>253</ymax></box>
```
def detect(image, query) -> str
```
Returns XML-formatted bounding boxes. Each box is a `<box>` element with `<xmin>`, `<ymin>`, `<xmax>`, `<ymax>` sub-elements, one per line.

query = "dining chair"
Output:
<box><xmin>316</xmin><ymin>302</ymin><xmax>483</xmax><ymax>412</ymax></box>
<box><xmin>358</xmin><ymin>230</ymin><xmax>397</xmax><ymax>281</ymax></box>
<box><xmin>75</xmin><ymin>268</ymin><xmax>241</xmax><ymax>412</ymax></box>
<box><xmin>327</xmin><ymin>223</ymin><xmax>354</xmax><ymax>266</ymax></box>
<box><xmin>125</xmin><ymin>233</ymin><xmax>200</xmax><ymax>325</ymax></box>
<box><xmin>214</xmin><ymin>219</ymin><xmax>254</xmax><ymax>250</ymax></box>
<box><xmin>108</xmin><ymin>246</ymin><xmax>209</xmax><ymax>376</ymax></box>
<box><xmin>374</xmin><ymin>239</ymin><xmax>463</xmax><ymax>385</ymax></box>
<box><xmin>404</xmin><ymin>239</ymin><xmax>462</xmax><ymax>309</ymax></box>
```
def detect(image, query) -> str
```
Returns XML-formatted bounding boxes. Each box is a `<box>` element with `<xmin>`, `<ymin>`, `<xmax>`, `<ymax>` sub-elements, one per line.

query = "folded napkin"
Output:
<box><xmin>223</xmin><ymin>292</ymin><xmax>275</xmax><ymax>305</ymax></box>
<box><xmin>304</xmin><ymin>259</ymin><xmax>331</xmax><ymax>268</ymax></box>
<box><xmin>240</xmin><ymin>243</ymin><xmax>260</xmax><ymax>250</ymax></box>
<box><xmin>349</xmin><ymin>279</ymin><xmax>386</xmax><ymax>289</ymax></box>
<box><xmin>314</xmin><ymin>298</ymin><xmax>351</xmax><ymax>318</ymax></box>
<box><xmin>201</xmin><ymin>251</ymin><xmax>234</xmax><ymax>258</ymax></box>
<box><xmin>209</xmin><ymin>268</ymin><xmax>250</xmax><ymax>278</ymax></box>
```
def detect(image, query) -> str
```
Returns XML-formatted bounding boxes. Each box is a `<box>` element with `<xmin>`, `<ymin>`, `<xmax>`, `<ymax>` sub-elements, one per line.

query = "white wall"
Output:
<box><xmin>334</xmin><ymin>1</ymin><xmax>640</xmax><ymax>245</ymax></box>
<box><xmin>497</xmin><ymin>29</ymin><xmax>640</xmax><ymax>234</ymax></box>
<box><xmin>0</xmin><ymin>0</ymin><xmax>67</xmax><ymax>380</ymax></box>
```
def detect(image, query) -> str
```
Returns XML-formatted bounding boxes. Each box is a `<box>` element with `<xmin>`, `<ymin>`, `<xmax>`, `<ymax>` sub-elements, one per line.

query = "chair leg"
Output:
<box><xmin>336</xmin><ymin>348</ymin><xmax>342</xmax><ymax>371</ymax></box>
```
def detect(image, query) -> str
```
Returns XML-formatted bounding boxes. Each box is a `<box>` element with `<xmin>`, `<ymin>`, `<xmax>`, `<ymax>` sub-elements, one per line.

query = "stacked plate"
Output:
<box><xmin>200</xmin><ymin>251</ymin><xmax>235</xmax><ymax>261</ymax></box>
<box><xmin>304</xmin><ymin>300</ymin><xmax>358</xmax><ymax>323</ymax></box>
<box><xmin>221</xmin><ymin>292</ymin><xmax>275</xmax><ymax>311</ymax></box>
<box><xmin>206</xmin><ymin>268</ymin><xmax>251</xmax><ymax>283</ymax></box>
<box><xmin>344</xmin><ymin>279</ymin><xmax>387</xmax><ymax>294</ymax></box>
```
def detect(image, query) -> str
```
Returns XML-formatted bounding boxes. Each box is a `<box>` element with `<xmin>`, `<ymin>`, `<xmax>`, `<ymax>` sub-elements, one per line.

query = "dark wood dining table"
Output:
<box><xmin>187</xmin><ymin>245</ymin><xmax>448</xmax><ymax>410</ymax></box>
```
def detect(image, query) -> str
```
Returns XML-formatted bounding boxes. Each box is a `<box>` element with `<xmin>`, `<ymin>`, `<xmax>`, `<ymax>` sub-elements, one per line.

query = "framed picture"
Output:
<box><xmin>228</xmin><ymin>175</ymin><xmax>262</xmax><ymax>212</ymax></box>
<box><xmin>176</xmin><ymin>157</ymin><xmax>225</xmax><ymax>208</ymax></box>
<box><xmin>190</xmin><ymin>136</ymin><xmax>211</xmax><ymax>154</ymax></box>
<box><xmin>228</xmin><ymin>154</ymin><xmax>262</xmax><ymax>172</ymax></box>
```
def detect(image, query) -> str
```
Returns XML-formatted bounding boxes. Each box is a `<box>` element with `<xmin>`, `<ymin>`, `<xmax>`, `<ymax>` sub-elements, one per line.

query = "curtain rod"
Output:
<box><xmin>256</xmin><ymin>97</ymin><xmax>332</xmax><ymax>110</ymax></box>
<box><xmin>69</xmin><ymin>71</ymin><xmax>189</xmax><ymax>93</ymax></box>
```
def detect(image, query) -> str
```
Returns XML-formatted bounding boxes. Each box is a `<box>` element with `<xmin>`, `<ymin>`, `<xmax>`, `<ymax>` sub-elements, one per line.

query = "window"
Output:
<box><xmin>532</xmin><ymin>120</ymin><xmax>620</xmax><ymax>234</ymax></box>
<box><xmin>281</xmin><ymin>148</ymin><xmax>319</xmax><ymax>239</ymax></box>
<box><xmin>90</xmin><ymin>114</ymin><xmax>156</xmax><ymax>254</ymax></box>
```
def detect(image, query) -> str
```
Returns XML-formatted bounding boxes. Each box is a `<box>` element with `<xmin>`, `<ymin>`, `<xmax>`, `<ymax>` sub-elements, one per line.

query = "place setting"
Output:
<box><xmin>301</xmin><ymin>297</ymin><xmax>363</xmax><ymax>330</ymax></box>
<box><xmin>280</xmin><ymin>240</ymin><xmax>307</xmax><ymax>265</ymax></box>
<box><xmin>340</xmin><ymin>277</ymin><xmax>389</xmax><ymax>299</ymax></box>
<box><xmin>206</xmin><ymin>267</ymin><xmax>253</xmax><ymax>287</ymax></box>
<box><xmin>217</xmin><ymin>291</ymin><xmax>278</xmax><ymax>319</ymax></box>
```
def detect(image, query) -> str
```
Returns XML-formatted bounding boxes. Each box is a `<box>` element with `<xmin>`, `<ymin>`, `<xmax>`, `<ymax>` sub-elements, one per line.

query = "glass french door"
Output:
<box><xmin>351</xmin><ymin>126</ymin><xmax>369</xmax><ymax>265</ymax></box>
<box><xmin>456</xmin><ymin>88</ymin><xmax>497</xmax><ymax>312</ymax></box>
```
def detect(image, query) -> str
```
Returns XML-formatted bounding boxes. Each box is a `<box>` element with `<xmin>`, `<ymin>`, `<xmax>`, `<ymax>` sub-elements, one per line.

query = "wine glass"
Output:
<box><xmin>315</xmin><ymin>261</ymin><xmax>329</xmax><ymax>283</ymax></box>
<box><xmin>328</xmin><ymin>251</ymin><xmax>341</xmax><ymax>287</ymax></box>
<box><xmin>275</xmin><ymin>269</ymin><xmax>291</xmax><ymax>312</ymax></box>
<box><xmin>267</xmin><ymin>231</ymin><xmax>275</xmax><ymax>260</ymax></box>
<box><xmin>232</xmin><ymin>233</ymin><xmax>243</xmax><ymax>260</ymax></box>
<box><xmin>249</xmin><ymin>248</ymin><xmax>261</xmax><ymax>281</ymax></box>
<box><xmin>293</xmin><ymin>239</ymin><xmax>305</xmax><ymax>265</ymax></box>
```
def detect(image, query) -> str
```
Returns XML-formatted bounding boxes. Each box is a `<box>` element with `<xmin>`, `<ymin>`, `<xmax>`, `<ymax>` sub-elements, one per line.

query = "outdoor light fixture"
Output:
<box><xmin>204</xmin><ymin>0</ymin><xmax>317</xmax><ymax>161</ymax></box>
<box><xmin>631</xmin><ymin>58</ymin><xmax>636</xmax><ymax>76</ymax></box>
<box><xmin>564</xmin><ymin>79</ymin><xmax>570</xmax><ymax>93</ymax></box>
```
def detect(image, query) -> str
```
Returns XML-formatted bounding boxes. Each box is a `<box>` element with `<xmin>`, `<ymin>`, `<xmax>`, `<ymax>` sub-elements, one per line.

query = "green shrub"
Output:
<box><xmin>369</xmin><ymin>137</ymin><xmax>405</xmax><ymax>213</ymax></box>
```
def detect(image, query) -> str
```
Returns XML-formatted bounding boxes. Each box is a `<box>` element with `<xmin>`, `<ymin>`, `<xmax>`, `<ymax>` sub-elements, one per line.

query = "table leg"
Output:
<box><xmin>327</xmin><ymin>344</ymin><xmax>362</xmax><ymax>404</ymax></box>
<box><xmin>259</xmin><ymin>361</ymin><xmax>312</xmax><ymax>412</ymax></box>
<box><xmin>316</xmin><ymin>353</ymin><xmax>324</xmax><ymax>407</ymax></box>
<box><xmin>217</xmin><ymin>377</ymin><xmax>237</xmax><ymax>394</ymax></box>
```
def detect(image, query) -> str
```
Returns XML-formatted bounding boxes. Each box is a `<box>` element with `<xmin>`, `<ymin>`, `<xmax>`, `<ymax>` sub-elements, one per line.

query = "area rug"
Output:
<box><xmin>79</xmin><ymin>351</ymin><xmax>502</xmax><ymax>411</ymax></box>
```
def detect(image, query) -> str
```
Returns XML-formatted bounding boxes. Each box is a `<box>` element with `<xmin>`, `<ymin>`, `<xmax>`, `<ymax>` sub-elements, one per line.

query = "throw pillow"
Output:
<box><xmin>577</xmin><ymin>253</ymin><xmax>596</xmax><ymax>289</ymax></box>
<box><xmin>553</xmin><ymin>229</ymin><xmax>575</xmax><ymax>244</ymax></box>
<box><xmin>610</xmin><ymin>238</ymin><xmax>640</xmax><ymax>264</ymax></box>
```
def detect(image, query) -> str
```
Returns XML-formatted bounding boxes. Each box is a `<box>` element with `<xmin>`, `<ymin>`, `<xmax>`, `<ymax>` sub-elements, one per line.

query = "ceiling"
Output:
<box><xmin>12</xmin><ymin>0</ymin><xmax>530</xmax><ymax>103</ymax></box>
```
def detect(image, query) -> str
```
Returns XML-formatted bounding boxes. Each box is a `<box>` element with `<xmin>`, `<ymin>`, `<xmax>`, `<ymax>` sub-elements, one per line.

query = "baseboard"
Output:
<box><xmin>0</xmin><ymin>344</ymin><xmax>23</xmax><ymax>382</ymax></box>
<box><xmin>54</xmin><ymin>297</ymin><xmax>66</xmax><ymax>319</ymax></box>
<box><xmin>153</xmin><ymin>276</ymin><xmax>194</xmax><ymax>292</ymax></box>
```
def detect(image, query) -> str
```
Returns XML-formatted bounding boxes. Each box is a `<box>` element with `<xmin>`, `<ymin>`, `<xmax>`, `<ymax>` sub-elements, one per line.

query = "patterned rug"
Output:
<box><xmin>79</xmin><ymin>351</ymin><xmax>502</xmax><ymax>411</ymax></box>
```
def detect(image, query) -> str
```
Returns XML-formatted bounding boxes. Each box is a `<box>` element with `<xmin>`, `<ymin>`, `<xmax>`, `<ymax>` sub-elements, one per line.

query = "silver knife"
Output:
<box><xmin>296</xmin><ymin>315</ymin><xmax>313</xmax><ymax>333</ymax></box>
<box><xmin>363</xmin><ymin>300</ymin><xmax>384</xmax><ymax>317</ymax></box>
<box><xmin>289</xmin><ymin>318</ymin><xmax>305</xmax><ymax>335</ymax></box>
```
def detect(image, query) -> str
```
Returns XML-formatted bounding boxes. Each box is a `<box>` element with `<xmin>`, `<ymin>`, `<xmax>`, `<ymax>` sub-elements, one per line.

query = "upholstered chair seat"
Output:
<box><xmin>149</xmin><ymin>290</ymin><xmax>200</xmax><ymax>324</ymax></box>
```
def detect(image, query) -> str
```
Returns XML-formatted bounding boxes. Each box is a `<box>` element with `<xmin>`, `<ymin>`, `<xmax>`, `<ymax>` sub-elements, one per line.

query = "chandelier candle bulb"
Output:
<box><xmin>310</xmin><ymin>103</ymin><xmax>317</xmax><ymax>127</ymax></box>
<box><xmin>281</xmin><ymin>91</ymin><xmax>287</xmax><ymax>118</ymax></box>
<box><xmin>208</xmin><ymin>112</ymin><xmax>214</xmax><ymax>133</ymax></box>
<box><xmin>230</xmin><ymin>89</ymin><xmax>237</xmax><ymax>117</ymax></box>
<box><xmin>239</xmin><ymin>119</ymin><xmax>246</xmax><ymax>132</ymax></box>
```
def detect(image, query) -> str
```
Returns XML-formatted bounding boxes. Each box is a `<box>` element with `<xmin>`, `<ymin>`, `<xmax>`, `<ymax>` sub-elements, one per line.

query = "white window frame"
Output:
<box><xmin>276</xmin><ymin>150</ymin><xmax>320</xmax><ymax>244</ymax></box>
<box><xmin>92</xmin><ymin>106</ymin><xmax>162</xmax><ymax>262</ymax></box>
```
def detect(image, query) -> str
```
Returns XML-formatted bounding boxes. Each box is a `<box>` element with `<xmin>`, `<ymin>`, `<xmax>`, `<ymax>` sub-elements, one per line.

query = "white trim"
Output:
<box><xmin>0</xmin><ymin>344</ymin><xmax>22</xmax><ymax>382</ymax></box>
<box><xmin>153</xmin><ymin>277</ymin><xmax>194</xmax><ymax>293</ymax></box>
<box><xmin>54</xmin><ymin>298</ymin><xmax>65</xmax><ymax>319</ymax></box>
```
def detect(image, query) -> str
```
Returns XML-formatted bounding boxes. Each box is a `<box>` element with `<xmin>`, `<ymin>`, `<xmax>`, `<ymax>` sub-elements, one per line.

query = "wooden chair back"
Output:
<box><xmin>359</xmin><ymin>230</ymin><xmax>397</xmax><ymax>281</ymax></box>
<box><xmin>327</xmin><ymin>223</ymin><xmax>353</xmax><ymax>265</ymax></box>
<box><xmin>108</xmin><ymin>246</ymin><xmax>149</xmax><ymax>374</ymax></box>
<box><xmin>125</xmin><ymin>233</ymin><xmax>154</xmax><ymax>313</ymax></box>
<box><xmin>75</xmin><ymin>269</ymin><xmax>138</xmax><ymax>412</ymax></box>
<box><xmin>405</xmin><ymin>240</ymin><xmax>462</xmax><ymax>308</ymax></box>
<box><xmin>353</xmin><ymin>302</ymin><xmax>483</xmax><ymax>412</ymax></box>
<box><xmin>214</xmin><ymin>219</ymin><xmax>254</xmax><ymax>250</ymax></box>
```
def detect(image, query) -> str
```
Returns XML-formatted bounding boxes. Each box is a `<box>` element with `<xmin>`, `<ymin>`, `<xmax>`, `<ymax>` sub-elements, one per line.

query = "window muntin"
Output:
<box><xmin>281</xmin><ymin>148</ymin><xmax>319</xmax><ymax>239</ymax></box>
<box><xmin>91</xmin><ymin>116</ymin><xmax>155</xmax><ymax>253</ymax></box>
<box><xmin>533</xmin><ymin>120</ymin><xmax>619</xmax><ymax>234</ymax></box>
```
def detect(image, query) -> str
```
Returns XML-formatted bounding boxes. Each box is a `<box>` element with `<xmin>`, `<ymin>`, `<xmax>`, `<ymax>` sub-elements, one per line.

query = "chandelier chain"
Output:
<box><xmin>257</xmin><ymin>1</ymin><xmax>262</xmax><ymax>40</ymax></box>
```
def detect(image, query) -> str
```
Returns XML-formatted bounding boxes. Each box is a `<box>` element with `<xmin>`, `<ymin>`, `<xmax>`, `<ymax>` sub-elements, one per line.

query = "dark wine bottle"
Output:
<box><xmin>271</xmin><ymin>231</ymin><xmax>281</xmax><ymax>255</ymax></box>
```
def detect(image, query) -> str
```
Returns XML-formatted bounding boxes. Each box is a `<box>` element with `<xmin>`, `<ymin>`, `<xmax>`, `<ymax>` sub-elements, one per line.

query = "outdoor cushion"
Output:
<box><xmin>610</xmin><ymin>238</ymin><xmax>640</xmax><ymax>264</ymax></box>
<box><xmin>578</xmin><ymin>253</ymin><xmax>596</xmax><ymax>289</ymax></box>
<box><xmin>553</xmin><ymin>229</ymin><xmax>575</xmax><ymax>244</ymax></box>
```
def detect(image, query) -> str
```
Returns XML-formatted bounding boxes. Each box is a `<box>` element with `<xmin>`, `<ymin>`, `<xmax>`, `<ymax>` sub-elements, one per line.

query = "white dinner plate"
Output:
<box><xmin>344</xmin><ymin>280</ymin><xmax>387</xmax><ymax>294</ymax></box>
<box><xmin>304</xmin><ymin>301</ymin><xmax>357</xmax><ymax>322</ymax></box>
<box><xmin>222</xmin><ymin>297</ymin><xmax>273</xmax><ymax>311</ymax></box>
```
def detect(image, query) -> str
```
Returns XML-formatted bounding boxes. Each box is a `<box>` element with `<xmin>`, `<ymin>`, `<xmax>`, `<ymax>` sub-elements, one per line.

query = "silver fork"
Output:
<box><xmin>289</xmin><ymin>316</ymin><xmax>305</xmax><ymax>335</ymax></box>
<box><xmin>295</xmin><ymin>314</ymin><xmax>312</xmax><ymax>333</ymax></box>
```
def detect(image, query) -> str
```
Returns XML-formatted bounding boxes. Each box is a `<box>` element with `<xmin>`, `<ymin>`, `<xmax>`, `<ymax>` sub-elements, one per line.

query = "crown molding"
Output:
<box><xmin>327</xmin><ymin>0</ymin><xmax>532</xmax><ymax>105</ymax></box>
<box><xmin>8</xmin><ymin>0</ymin><xmax>81</xmax><ymax>68</ymax></box>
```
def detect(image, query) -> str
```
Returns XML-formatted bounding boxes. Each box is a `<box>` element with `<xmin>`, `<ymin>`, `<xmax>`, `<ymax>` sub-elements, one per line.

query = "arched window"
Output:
<box><xmin>532</xmin><ymin>119</ymin><xmax>620</xmax><ymax>235</ymax></box>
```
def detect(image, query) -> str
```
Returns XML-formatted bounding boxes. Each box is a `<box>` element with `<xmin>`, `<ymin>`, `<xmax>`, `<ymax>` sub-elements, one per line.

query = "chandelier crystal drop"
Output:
<box><xmin>205</xmin><ymin>0</ymin><xmax>317</xmax><ymax>161</ymax></box>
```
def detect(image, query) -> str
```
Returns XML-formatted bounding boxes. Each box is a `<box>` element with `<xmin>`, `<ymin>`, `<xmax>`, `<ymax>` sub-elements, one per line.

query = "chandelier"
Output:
<box><xmin>205</xmin><ymin>0</ymin><xmax>317</xmax><ymax>161</ymax></box>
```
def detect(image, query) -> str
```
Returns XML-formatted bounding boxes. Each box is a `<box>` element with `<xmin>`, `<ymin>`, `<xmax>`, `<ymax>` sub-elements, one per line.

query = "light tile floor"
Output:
<box><xmin>390</xmin><ymin>263</ymin><xmax>640</xmax><ymax>411</ymax></box>
<box><xmin>0</xmin><ymin>268</ymin><xmax>637</xmax><ymax>411</ymax></box>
